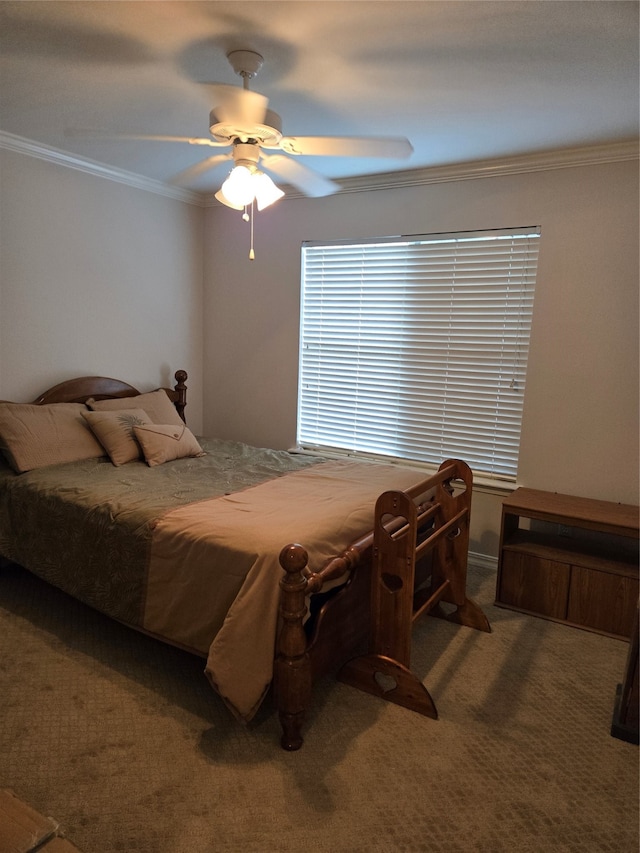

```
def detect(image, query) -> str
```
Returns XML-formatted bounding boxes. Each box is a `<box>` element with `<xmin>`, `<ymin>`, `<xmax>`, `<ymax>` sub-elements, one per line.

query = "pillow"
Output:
<box><xmin>86</xmin><ymin>389</ymin><xmax>183</xmax><ymax>427</ymax></box>
<box><xmin>82</xmin><ymin>408</ymin><xmax>151</xmax><ymax>466</ymax></box>
<box><xmin>133</xmin><ymin>424</ymin><xmax>204</xmax><ymax>467</ymax></box>
<box><xmin>0</xmin><ymin>402</ymin><xmax>105</xmax><ymax>473</ymax></box>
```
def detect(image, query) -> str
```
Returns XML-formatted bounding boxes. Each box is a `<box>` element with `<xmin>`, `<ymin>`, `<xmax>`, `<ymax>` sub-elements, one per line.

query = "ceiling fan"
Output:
<box><xmin>108</xmin><ymin>50</ymin><xmax>414</xmax><ymax>205</ymax></box>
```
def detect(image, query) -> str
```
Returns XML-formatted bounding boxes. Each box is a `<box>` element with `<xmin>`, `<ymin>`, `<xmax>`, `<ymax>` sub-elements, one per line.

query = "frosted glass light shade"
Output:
<box><xmin>214</xmin><ymin>188</ymin><xmax>245</xmax><ymax>210</ymax></box>
<box><xmin>253</xmin><ymin>172</ymin><xmax>285</xmax><ymax>210</ymax></box>
<box><xmin>219</xmin><ymin>165</ymin><xmax>255</xmax><ymax>208</ymax></box>
<box><xmin>215</xmin><ymin>165</ymin><xmax>284</xmax><ymax>211</ymax></box>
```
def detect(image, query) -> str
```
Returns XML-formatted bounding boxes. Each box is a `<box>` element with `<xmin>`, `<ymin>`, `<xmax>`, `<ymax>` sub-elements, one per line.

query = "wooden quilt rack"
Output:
<box><xmin>275</xmin><ymin>459</ymin><xmax>491</xmax><ymax>750</ymax></box>
<box><xmin>338</xmin><ymin>458</ymin><xmax>491</xmax><ymax>718</ymax></box>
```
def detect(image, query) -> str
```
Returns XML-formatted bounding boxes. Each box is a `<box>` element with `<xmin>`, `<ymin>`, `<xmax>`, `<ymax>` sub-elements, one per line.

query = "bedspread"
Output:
<box><xmin>0</xmin><ymin>438</ymin><xmax>320</xmax><ymax>626</ymax></box>
<box><xmin>0</xmin><ymin>439</ymin><xmax>427</xmax><ymax>721</ymax></box>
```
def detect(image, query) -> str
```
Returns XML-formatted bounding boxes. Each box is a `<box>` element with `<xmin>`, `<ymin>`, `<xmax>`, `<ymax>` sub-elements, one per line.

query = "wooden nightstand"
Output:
<box><xmin>495</xmin><ymin>488</ymin><xmax>639</xmax><ymax>639</ymax></box>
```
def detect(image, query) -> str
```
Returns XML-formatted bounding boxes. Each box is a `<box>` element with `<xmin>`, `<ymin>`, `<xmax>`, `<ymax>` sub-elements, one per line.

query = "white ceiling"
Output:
<box><xmin>1</xmin><ymin>0</ymin><xmax>638</xmax><ymax>197</ymax></box>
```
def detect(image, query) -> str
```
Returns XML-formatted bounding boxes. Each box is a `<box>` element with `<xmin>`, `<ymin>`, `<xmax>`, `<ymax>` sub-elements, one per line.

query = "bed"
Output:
<box><xmin>0</xmin><ymin>370</ymin><xmax>490</xmax><ymax>749</ymax></box>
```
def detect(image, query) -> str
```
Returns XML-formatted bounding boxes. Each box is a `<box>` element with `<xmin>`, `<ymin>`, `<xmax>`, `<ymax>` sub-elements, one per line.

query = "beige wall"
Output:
<box><xmin>203</xmin><ymin>158</ymin><xmax>639</xmax><ymax>558</ymax></box>
<box><xmin>0</xmin><ymin>150</ymin><xmax>205</xmax><ymax>431</ymax></box>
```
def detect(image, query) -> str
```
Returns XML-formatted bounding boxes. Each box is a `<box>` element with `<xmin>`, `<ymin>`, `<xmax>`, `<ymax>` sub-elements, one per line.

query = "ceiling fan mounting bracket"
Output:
<box><xmin>226</xmin><ymin>50</ymin><xmax>264</xmax><ymax>80</ymax></box>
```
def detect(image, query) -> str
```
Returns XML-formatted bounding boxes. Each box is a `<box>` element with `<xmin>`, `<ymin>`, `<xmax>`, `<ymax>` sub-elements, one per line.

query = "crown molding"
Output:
<box><xmin>270</xmin><ymin>139</ymin><xmax>640</xmax><ymax>201</ymax></box>
<box><xmin>0</xmin><ymin>130</ymin><xmax>204</xmax><ymax>206</ymax></box>
<box><xmin>2</xmin><ymin>130</ymin><xmax>636</xmax><ymax>208</ymax></box>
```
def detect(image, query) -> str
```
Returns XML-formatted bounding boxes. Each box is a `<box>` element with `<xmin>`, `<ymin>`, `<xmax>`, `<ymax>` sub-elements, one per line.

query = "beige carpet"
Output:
<box><xmin>0</xmin><ymin>560</ymin><xmax>637</xmax><ymax>853</ymax></box>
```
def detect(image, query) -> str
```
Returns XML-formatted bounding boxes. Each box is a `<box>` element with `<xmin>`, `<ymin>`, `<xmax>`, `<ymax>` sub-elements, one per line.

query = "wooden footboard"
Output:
<box><xmin>275</xmin><ymin>458</ymin><xmax>491</xmax><ymax>750</ymax></box>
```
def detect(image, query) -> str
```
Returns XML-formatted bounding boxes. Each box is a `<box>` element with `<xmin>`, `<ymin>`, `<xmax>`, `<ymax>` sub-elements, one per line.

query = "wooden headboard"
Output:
<box><xmin>30</xmin><ymin>369</ymin><xmax>188</xmax><ymax>423</ymax></box>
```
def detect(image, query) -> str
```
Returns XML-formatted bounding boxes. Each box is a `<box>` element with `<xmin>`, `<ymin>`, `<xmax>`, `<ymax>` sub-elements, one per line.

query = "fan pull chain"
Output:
<box><xmin>240</xmin><ymin>202</ymin><xmax>256</xmax><ymax>260</ymax></box>
<box><xmin>249</xmin><ymin>200</ymin><xmax>255</xmax><ymax>260</ymax></box>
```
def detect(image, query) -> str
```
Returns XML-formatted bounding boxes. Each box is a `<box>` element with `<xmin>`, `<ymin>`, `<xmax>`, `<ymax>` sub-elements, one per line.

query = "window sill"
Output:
<box><xmin>290</xmin><ymin>446</ymin><xmax>516</xmax><ymax>497</ymax></box>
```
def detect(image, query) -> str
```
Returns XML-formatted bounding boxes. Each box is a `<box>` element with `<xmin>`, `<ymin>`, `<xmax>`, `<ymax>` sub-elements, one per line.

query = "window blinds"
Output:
<box><xmin>297</xmin><ymin>228</ymin><xmax>540</xmax><ymax>481</ymax></box>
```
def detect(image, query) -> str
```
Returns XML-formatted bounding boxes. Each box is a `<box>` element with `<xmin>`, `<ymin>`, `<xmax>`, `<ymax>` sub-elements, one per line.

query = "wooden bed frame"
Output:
<box><xmin>16</xmin><ymin>369</ymin><xmax>490</xmax><ymax>750</ymax></box>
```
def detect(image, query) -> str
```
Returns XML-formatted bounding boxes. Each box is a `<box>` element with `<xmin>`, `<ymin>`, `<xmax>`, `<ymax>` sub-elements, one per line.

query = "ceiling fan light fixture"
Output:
<box><xmin>216</xmin><ymin>163</ymin><xmax>284</xmax><ymax>211</ymax></box>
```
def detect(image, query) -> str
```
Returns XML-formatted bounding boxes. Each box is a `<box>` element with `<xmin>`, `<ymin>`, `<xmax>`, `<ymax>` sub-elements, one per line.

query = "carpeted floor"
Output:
<box><xmin>0</xmin><ymin>560</ymin><xmax>637</xmax><ymax>853</ymax></box>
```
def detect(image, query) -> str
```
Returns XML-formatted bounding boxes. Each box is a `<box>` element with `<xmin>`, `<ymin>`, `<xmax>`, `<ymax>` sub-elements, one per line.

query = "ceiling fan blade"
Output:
<box><xmin>275</xmin><ymin>135</ymin><xmax>413</xmax><ymax>159</ymax></box>
<box><xmin>64</xmin><ymin>128</ymin><xmax>227</xmax><ymax>148</ymax></box>
<box><xmin>260</xmin><ymin>154</ymin><xmax>340</xmax><ymax>198</ymax></box>
<box><xmin>169</xmin><ymin>153</ymin><xmax>233</xmax><ymax>186</ymax></box>
<box><xmin>206</xmin><ymin>85</ymin><xmax>269</xmax><ymax>129</ymax></box>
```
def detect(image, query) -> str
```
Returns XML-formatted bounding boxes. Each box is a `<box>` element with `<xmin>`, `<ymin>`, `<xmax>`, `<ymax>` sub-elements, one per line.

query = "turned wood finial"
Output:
<box><xmin>173</xmin><ymin>370</ymin><xmax>188</xmax><ymax>422</ymax></box>
<box><xmin>279</xmin><ymin>543</ymin><xmax>308</xmax><ymax>575</ymax></box>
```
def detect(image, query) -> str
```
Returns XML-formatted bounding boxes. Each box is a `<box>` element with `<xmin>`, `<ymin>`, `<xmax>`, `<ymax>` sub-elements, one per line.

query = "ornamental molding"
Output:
<box><xmin>2</xmin><ymin>129</ymin><xmax>637</xmax><ymax>208</ymax></box>
<box><xmin>275</xmin><ymin>139</ymin><xmax>640</xmax><ymax>201</ymax></box>
<box><xmin>0</xmin><ymin>130</ymin><xmax>202</xmax><ymax>205</ymax></box>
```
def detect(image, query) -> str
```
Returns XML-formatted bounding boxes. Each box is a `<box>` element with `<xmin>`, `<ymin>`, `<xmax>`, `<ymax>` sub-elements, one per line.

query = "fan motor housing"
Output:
<box><xmin>209</xmin><ymin>108</ymin><xmax>283</xmax><ymax>147</ymax></box>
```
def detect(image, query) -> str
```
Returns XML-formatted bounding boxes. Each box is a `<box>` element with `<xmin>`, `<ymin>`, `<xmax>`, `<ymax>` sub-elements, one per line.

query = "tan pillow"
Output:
<box><xmin>86</xmin><ymin>389</ymin><xmax>183</xmax><ymax>426</ymax></box>
<box><xmin>133</xmin><ymin>424</ymin><xmax>204</xmax><ymax>467</ymax></box>
<box><xmin>0</xmin><ymin>402</ymin><xmax>105</xmax><ymax>473</ymax></box>
<box><xmin>82</xmin><ymin>408</ymin><xmax>151</xmax><ymax>466</ymax></box>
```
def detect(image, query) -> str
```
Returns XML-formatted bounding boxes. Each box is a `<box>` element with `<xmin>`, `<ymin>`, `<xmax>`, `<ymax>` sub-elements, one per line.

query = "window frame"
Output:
<box><xmin>297</xmin><ymin>226</ymin><xmax>540</xmax><ymax>484</ymax></box>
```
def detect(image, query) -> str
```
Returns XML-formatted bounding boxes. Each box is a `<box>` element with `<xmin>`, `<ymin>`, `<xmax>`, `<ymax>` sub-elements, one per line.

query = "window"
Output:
<box><xmin>297</xmin><ymin>227</ymin><xmax>540</xmax><ymax>482</ymax></box>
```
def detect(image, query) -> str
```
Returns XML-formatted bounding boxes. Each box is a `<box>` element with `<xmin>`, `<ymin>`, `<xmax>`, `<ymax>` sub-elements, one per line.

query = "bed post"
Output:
<box><xmin>173</xmin><ymin>370</ymin><xmax>188</xmax><ymax>422</ymax></box>
<box><xmin>275</xmin><ymin>544</ymin><xmax>313</xmax><ymax>751</ymax></box>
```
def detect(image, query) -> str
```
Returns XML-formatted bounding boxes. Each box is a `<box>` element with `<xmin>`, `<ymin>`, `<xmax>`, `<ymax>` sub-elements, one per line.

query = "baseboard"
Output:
<box><xmin>468</xmin><ymin>551</ymin><xmax>498</xmax><ymax>573</ymax></box>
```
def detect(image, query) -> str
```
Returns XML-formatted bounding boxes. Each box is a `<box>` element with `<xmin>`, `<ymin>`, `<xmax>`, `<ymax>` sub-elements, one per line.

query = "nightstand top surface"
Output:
<box><xmin>503</xmin><ymin>487</ymin><xmax>639</xmax><ymax>538</ymax></box>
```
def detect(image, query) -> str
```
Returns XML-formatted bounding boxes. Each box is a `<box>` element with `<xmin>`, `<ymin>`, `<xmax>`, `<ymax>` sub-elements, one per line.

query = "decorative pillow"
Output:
<box><xmin>133</xmin><ymin>424</ymin><xmax>205</xmax><ymax>467</ymax></box>
<box><xmin>86</xmin><ymin>389</ymin><xmax>183</xmax><ymax>427</ymax></box>
<box><xmin>0</xmin><ymin>402</ymin><xmax>105</xmax><ymax>473</ymax></box>
<box><xmin>82</xmin><ymin>408</ymin><xmax>151</xmax><ymax>466</ymax></box>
